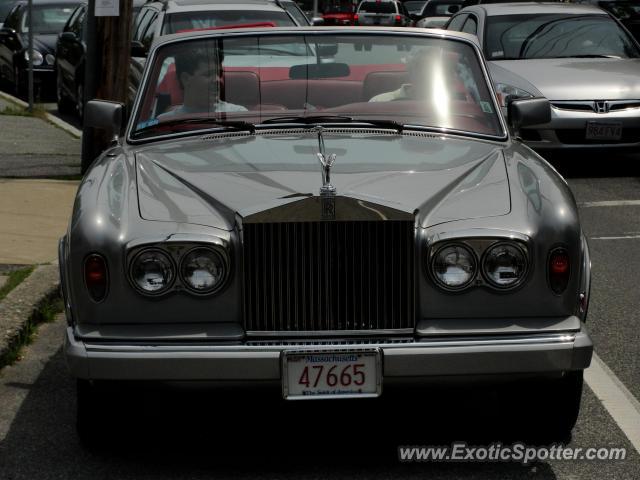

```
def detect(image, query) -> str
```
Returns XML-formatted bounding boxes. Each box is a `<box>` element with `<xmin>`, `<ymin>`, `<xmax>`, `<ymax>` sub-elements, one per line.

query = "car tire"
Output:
<box><xmin>517</xmin><ymin>371</ymin><xmax>584</xmax><ymax>443</ymax></box>
<box><xmin>56</xmin><ymin>69</ymin><xmax>74</xmax><ymax>114</ymax></box>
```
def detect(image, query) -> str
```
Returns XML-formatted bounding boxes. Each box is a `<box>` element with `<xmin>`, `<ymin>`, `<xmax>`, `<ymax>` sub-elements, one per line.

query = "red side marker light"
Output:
<box><xmin>549</xmin><ymin>248</ymin><xmax>570</xmax><ymax>294</ymax></box>
<box><xmin>85</xmin><ymin>254</ymin><xmax>108</xmax><ymax>302</ymax></box>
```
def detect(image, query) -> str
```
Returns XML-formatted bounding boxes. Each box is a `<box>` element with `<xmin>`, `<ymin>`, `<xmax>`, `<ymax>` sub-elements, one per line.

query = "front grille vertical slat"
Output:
<box><xmin>243</xmin><ymin>220</ymin><xmax>414</xmax><ymax>332</ymax></box>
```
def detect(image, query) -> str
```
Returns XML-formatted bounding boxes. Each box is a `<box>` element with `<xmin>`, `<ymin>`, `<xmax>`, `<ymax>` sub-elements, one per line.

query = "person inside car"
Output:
<box><xmin>369</xmin><ymin>48</ymin><xmax>440</xmax><ymax>102</ymax></box>
<box><xmin>158</xmin><ymin>48</ymin><xmax>246</xmax><ymax>118</ymax></box>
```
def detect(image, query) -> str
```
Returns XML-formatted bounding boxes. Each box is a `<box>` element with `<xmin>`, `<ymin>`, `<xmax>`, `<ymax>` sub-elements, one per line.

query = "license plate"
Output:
<box><xmin>586</xmin><ymin>121</ymin><xmax>622</xmax><ymax>140</ymax></box>
<box><xmin>282</xmin><ymin>349</ymin><xmax>382</xmax><ymax>400</ymax></box>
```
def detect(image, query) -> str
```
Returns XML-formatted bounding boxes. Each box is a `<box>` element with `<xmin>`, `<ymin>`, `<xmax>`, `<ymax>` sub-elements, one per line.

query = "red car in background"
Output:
<box><xmin>322</xmin><ymin>0</ymin><xmax>358</xmax><ymax>25</ymax></box>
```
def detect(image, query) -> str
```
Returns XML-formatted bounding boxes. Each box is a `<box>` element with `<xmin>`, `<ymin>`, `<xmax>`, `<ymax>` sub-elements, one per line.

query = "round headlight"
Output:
<box><xmin>45</xmin><ymin>53</ymin><xmax>55</xmax><ymax>65</ymax></box>
<box><xmin>482</xmin><ymin>243</ymin><xmax>527</xmax><ymax>288</ymax></box>
<box><xmin>180</xmin><ymin>247</ymin><xmax>227</xmax><ymax>294</ymax></box>
<box><xmin>24</xmin><ymin>49</ymin><xmax>43</xmax><ymax>66</ymax></box>
<box><xmin>431</xmin><ymin>244</ymin><xmax>477</xmax><ymax>290</ymax></box>
<box><xmin>130</xmin><ymin>249</ymin><xmax>174</xmax><ymax>295</ymax></box>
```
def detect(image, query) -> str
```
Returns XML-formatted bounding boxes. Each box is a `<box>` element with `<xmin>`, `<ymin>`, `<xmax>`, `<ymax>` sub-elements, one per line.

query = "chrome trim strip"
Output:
<box><xmin>245</xmin><ymin>328</ymin><xmax>415</xmax><ymax>337</ymax></box>
<box><xmin>82</xmin><ymin>332</ymin><xmax>577</xmax><ymax>353</ymax></box>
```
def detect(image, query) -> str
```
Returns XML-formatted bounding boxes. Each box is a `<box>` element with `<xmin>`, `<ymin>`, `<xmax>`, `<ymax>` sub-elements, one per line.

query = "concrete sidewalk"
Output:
<box><xmin>0</xmin><ymin>93</ymin><xmax>80</xmax><ymax>264</ymax></box>
<box><xmin>0</xmin><ymin>179</ymin><xmax>78</xmax><ymax>264</ymax></box>
<box><xmin>0</xmin><ymin>96</ymin><xmax>81</xmax><ymax>178</ymax></box>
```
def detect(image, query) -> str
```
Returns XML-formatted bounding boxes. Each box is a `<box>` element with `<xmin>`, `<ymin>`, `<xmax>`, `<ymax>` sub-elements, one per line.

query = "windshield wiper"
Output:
<box><xmin>260</xmin><ymin>115</ymin><xmax>406</xmax><ymax>133</ymax></box>
<box><xmin>261</xmin><ymin>115</ymin><xmax>356</xmax><ymax>125</ymax></box>
<box><xmin>134</xmin><ymin>118</ymin><xmax>256</xmax><ymax>137</ymax></box>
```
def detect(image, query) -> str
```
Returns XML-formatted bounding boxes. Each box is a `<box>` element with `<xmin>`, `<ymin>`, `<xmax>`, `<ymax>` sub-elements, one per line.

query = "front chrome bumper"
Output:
<box><xmin>521</xmin><ymin>104</ymin><xmax>640</xmax><ymax>150</ymax></box>
<box><xmin>64</xmin><ymin>324</ymin><xmax>593</xmax><ymax>382</ymax></box>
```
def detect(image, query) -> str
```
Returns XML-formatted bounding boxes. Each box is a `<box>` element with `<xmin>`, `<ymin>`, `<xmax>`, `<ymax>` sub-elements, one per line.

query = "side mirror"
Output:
<box><xmin>508</xmin><ymin>97</ymin><xmax>551</xmax><ymax>134</ymax></box>
<box><xmin>131</xmin><ymin>40</ymin><xmax>147</xmax><ymax>58</ymax></box>
<box><xmin>311</xmin><ymin>17</ymin><xmax>325</xmax><ymax>26</ymax></box>
<box><xmin>85</xmin><ymin>100</ymin><xmax>124</xmax><ymax>140</ymax></box>
<box><xmin>59</xmin><ymin>31</ymin><xmax>76</xmax><ymax>41</ymax></box>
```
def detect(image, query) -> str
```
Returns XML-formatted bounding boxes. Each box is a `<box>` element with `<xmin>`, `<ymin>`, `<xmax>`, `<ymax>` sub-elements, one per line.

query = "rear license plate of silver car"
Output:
<box><xmin>282</xmin><ymin>349</ymin><xmax>382</xmax><ymax>400</ymax></box>
<box><xmin>586</xmin><ymin>121</ymin><xmax>622</xmax><ymax>141</ymax></box>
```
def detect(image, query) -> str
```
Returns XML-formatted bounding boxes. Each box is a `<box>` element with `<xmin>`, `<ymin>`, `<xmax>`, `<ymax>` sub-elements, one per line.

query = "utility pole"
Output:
<box><xmin>80</xmin><ymin>0</ymin><xmax>133</xmax><ymax>173</ymax></box>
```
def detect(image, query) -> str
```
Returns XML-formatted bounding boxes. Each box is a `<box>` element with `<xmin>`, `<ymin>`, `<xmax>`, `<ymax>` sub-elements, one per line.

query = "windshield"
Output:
<box><xmin>1</xmin><ymin>0</ymin><xmax>13</xmax><ymax>22</ymax></box>
<box><xmin>405</xmin><ymin>1</ymin><xmax>427</xmax><ymax>14</ymax></box>
<box><xmin>324</xmin><ymin>1</ymin><xmax>356</xmax><ymax>13</ymax></box>
<box><xmin>358</xmin><ymin>1</ymin><xmax>396</xmax><ymax>13</ymax></box>
<box><xmin>131</xmin><ymin>34</ymin><xmax>503</xmax><ymax>140</ymax></box>
<box><xmin>163</xmin><ymin>10</ymin><xmax>296</xmax><ymax>34</ymax></box>
<box><xmin>485</xmin><ymin>13</ymin><xmax>640</xmax><ymax>60</ymax></box>
<box><xmin>423</xmin><ymin>0</ymin><xmax>463</xmax><ymax>16</ymax></box>
<box><xmin>20</xmin><ymin>4</ymin><xmax>76</xmax><ymax>34</ymax></box>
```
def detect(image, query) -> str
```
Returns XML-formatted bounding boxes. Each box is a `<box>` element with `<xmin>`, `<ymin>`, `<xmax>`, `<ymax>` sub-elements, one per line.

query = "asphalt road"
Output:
<box><xmin>0</xmin><ymin>154</ymin><xmax>639</xmax><ymax>479</ymax></box>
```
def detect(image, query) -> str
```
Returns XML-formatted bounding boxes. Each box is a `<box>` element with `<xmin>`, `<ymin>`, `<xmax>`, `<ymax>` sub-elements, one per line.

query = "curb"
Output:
<box><xmin>0</xmin><ymin>264</ymin><xmax>60</xmax><ymax>364</ymax></box>
<box><xmin>0</xmin><ymin>90</ymin><xmax>82</xmax><ymax>139</ymax></box>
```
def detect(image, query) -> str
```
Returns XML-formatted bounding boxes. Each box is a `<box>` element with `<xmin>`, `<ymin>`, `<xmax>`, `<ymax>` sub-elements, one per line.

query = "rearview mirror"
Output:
<box><xmin>311</xmin><ymin>17</ymin><xmax>325</xmax><ymax>26</ymax></box>
<box><xmin>85</xmin><ymin>100</ymin><xmax>124</xmax><ymax>139</ymax></box>
<box><xmin>508</xmin><ymin>97</ymin><xmax>551</xmax><ymax>133</ymax></box>
<box><xmin>290</xmin><ymin>62</ymin><xmax>350</xmax><ymax>79</ymax></box>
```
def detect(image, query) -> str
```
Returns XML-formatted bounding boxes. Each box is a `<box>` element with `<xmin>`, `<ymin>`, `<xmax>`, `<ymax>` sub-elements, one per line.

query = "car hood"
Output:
<box><xmin>135</xmin><ymin>132</ymin><xmax>511</xmax><ymax>231</ymax></box>
<box><xmin>490</xmin><ymin>58</ymin><xmax>640</xmax><ymax>100</ymax></box>
<box><xmin>20</xmin><ymin>33</ymin><xmax>57</xmax><ymax>54</ymax></box>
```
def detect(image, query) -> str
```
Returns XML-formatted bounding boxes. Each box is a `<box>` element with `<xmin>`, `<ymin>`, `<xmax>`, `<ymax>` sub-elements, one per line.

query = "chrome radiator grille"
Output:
<box><xmin>242</xmin><ymin>221</ymin><xmax>415</xmax><ymax>333</ymax></box>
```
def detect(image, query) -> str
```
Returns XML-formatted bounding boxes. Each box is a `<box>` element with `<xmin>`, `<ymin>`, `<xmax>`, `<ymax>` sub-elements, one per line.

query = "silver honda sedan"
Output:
<box><xmin>447</xmin><ymin>2</ymin><xmax>640</xmax><ymax>151</ymax></box>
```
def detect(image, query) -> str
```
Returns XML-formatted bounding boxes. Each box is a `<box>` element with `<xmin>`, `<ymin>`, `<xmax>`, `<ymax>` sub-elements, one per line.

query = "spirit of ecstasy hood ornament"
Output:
<box><xmin>315</xmin><ymin>126</ymin><xmax>337</xmax><ymax>196</ymax></box>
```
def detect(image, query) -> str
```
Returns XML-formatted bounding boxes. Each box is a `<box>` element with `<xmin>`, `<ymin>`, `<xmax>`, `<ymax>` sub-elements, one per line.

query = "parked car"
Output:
<box><xmin>65</xmin><ymin>25</ymin><xmax>593</xmax><ymax>442</ymax></box>
<box><xmin>447</xmin><ymin>2</ymin><xmax>640</xmax><ymax>151</ymax></box>
<box><xmin>321</xmin><ymin>0</ymin><xmax>357</xmax><ymax>25</ymax></box>
<box><xmin>413</xmin><ymin>0</ymin><xmax>464</xmax><ymax>28</ymax></box>
<box><xmin>129</xmin><ymin>0</ymin><xmax>309</xmax><ymax>106</ymax></box>
<box><xmin>0</xmin><ymin>0</ymin><xmax>77</xmax><ymax>96</ymax></box>
<box><xmin>55</xmin><ymin>0</ymin><xmax>146</xmax><ymax>120</ymax></box>
<box><xmin>354</xmin><ymin>0</ymin><xmax>412</xmax><ymax>26</ymax></box>
<box><xmin>404</xmin><ymin>0</ymin><xmax>428</xmax><ymax>15</ymax></box>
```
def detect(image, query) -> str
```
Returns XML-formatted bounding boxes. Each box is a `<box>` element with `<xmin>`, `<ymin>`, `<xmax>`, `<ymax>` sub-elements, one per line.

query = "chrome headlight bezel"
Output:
<box><xmin>179</xmin><ymin>246</ymin><xmax>229</xmax><ymax>296</ymax></box>
<box><xmin>429</xmin><ymin>242</ymin><xmax>478</xmax><ymax>292</ymax></box>
<box><xmin>127</xmin><ymin>241</ymin><xmax>231</xmax><ymax>297</ymax></box>
<box><xmin>481</xmin><ymin>241</ymin><xmax>529</xmax><ymax>290</ymax></box>
<box><xmin>128</xmin><ymin>248</ymin><xmax>176</xmax><ymax>296</ymax></box>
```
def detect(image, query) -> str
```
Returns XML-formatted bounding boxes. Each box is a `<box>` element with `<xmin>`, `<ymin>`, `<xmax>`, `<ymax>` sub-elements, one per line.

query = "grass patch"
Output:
<box><xmin>0</xmin><ymin>266</ymin><xmax>34</xmax><ymax>302</ymax></box>
<box><xmin>1</xmin><ymin>103</ymin><xmax>49</xmax><ymax>120</ymax></box>
<box><xmin>0</xmin><ymin>292</ymin><xmax>63</xmax><ymax>369</ymax></box>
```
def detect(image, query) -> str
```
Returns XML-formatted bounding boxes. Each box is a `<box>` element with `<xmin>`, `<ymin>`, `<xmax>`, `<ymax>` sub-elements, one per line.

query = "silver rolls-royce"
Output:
<box><xmin>59</xmin><ymin>26</ymin><xmax>593</xmax><ymax>441</ymax></box>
